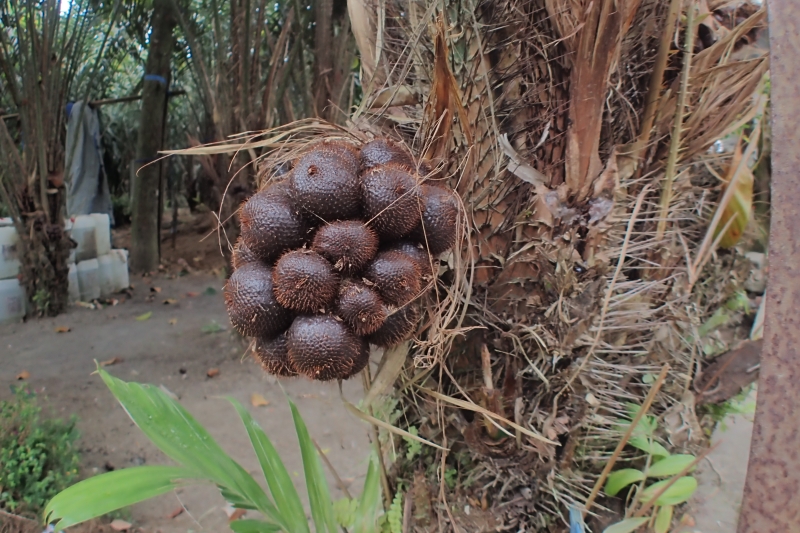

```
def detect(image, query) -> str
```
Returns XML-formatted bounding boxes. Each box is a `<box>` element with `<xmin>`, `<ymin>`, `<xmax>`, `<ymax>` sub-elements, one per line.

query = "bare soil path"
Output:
<box><xmin>1</xmin><ymin>271</ymin><xmax>372</xmax><ymax>533</ymax></box>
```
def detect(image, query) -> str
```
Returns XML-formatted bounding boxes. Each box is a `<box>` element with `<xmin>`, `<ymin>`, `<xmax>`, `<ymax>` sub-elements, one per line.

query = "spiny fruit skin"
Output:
<box><xmin>312</xmin><ymin>221</ymin><xmax>379</xmax><ymax>274</ymax></box>
<box><xmin>253</xmin><ymin>333</ymin><xmax>297</xmax><ymax>377</ymax></box>
<box><xmin>360</xmin><ymin>138</ymin><xmax>414</xmax><ymax>170</ymax></box>
<box><xmin>232</xmin><ymin>238</ymin><xmax>260</xmax><ymax>270</ymax></box>
<box><xmin>336</xmin><ymin>280</ymin><xmax>387</xmax><ymax>336</ymax></box>
<box><xmin>386</xmin><ymin>241</ymin><xmax>433</xmax><ymax>277</ymax></box>
<box><xmin>273</xmin><ymin>249</ymin><xmax>340</xmax><ymax>312</ymax></box>
<box><xmin>366</xmin><ymin>304</ymin><xmax>420</xmax><ymax>348</ymax></box>
<box><xmin>224</xmin><ymin>262</ymin><xmax>293</xmax><ymax>338</ymax></box>
<box><xmin>239</xmin><ymin>182</ymin><xmax>309</xmax><ymax>263</ymax></box>
<box><xmin>289</xmin><ymin>148</ymin><xmax>362</xmax><ymax>221</ymax></box>
<box><xmin>287</xmin><ymin>315</ymin><xmax>369</xmax><ymax>381</ymax></box>
<box><xmin>363</xmin><ymin>250</ymin><xmax>421</xmax><ymax>307</ymax></box>
<box><xmin>361</xmin><ymin>164</ymin><xmax>421</xmax><ymax>240</ymax></box>
<box><xmin>316</xmin><ymin>140</ymin><xmax>360</xmax><ymax>174</ymax></box>
<box><xmin>410</xmin><ymin>184</ymin><xmax>459</xmax><ymax>255</ymax></box>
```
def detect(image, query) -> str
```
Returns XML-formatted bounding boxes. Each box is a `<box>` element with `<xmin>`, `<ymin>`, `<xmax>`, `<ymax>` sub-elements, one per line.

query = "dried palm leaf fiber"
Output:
<box><xmin>224</xmin><ymin>262</ymin><xmax>292</xmax><ymax>338</ymax></box>
<box><xmin>173</xmin><ymin>0</ymin><xmax>767</xmax><ymax>521</ymax></box>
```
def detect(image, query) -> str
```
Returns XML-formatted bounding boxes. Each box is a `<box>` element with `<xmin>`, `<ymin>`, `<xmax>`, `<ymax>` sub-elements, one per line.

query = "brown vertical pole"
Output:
<box><xmin>738</xmin><ymin>3</ymin><xmax>800</xmax><ymax>532</ymax></box>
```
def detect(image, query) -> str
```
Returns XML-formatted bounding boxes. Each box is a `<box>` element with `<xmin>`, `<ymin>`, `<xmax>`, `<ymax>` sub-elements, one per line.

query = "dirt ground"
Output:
<box><xmin>1</xmin><ymin>270</ymin><xmax>373</xmax><ymax>533</ymax></box>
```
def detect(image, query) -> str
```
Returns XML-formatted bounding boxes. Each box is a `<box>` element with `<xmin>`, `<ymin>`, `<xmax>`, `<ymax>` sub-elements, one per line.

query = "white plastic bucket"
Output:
<box><xmin>0</xmin><ymin>278</ymin><xmax>26</xmax><ymax>324</ymax></box>
<box><xmin>76</xmin><ymin>258</ymin><xmax>100</xmax><ymax>301</ymax></box>
<box><xmin>71</xmin><ymin>215</ymin><xmax>97</xmax><ymax>262</ymax></box>
<box><xmin>0</xmin><ymin>226</ymin><xmax>20</xmax><ymax>280</ymax></box>
<box><xmin>97</xmin><ymin>254</ymin><xmax>115</xmax><ymax>297</ymax></box>
<box><xmin>110</xmin><ymin>249</ymin><xmax>130</xmax><ymax>291</ymax></box>
<box><xmin>91</xmin><ymin>213</ymin><xmax>111</xmax><ymax>256</ymax></box>
<box><xmin>68</xmin><ymin>263</ymin><xmax>80</xmax><ymax>303</ymax></box>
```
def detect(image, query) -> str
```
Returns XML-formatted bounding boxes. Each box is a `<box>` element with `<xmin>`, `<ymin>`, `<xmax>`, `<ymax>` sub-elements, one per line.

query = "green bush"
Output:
<box><xmin>0</xmin><ymin>388</ymin><xmax>80</xmax><ymax>515</ymax></box>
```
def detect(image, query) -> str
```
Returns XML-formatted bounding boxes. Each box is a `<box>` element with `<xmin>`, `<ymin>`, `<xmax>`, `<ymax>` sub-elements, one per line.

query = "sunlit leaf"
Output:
<box><xmin>604</xmin><ymin>469</ymin><xmax>646</xmax><ymax>497</ymax></box>
<box><xmin>654</xmin><ymin>505</ymin><xmax>674</xmax><ymax>533</ymax></box>
<box><xmin>639</xmin><ymin>476</ymin><xmax>698</xmax><ymax>506</ymax></box>
<box><xmin>714</xmin><ymin>134</ymin><xmax>754</xmax><ymax>249</ymax></box>
<box><xmin>647</xmin><ymin>455</ymin><xmax>696</xmax><ymax>477</ymax></box>
<box><xmin>602</xmin><ymin>517</ymin><xmax>649</xmax><ymax>533</ymax></box>
<box><xmin>45</xmin><ymin>466</ymin><xmax>199</xmax><ymax>530</ymax></box>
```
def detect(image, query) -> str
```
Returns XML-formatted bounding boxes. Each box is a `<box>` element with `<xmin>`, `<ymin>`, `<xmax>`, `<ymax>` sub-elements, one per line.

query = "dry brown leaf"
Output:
<box><xmin>207</xmin><ymin>368</ymin><xmax>220</xmax><ymax>378</ymax></box>
<box><xmin>168</xmin><ymin>318</ymin><xmax>178</xmax><ymax>325</ymax></box>
<box><xmin>110</xmin><ymin>519</ymin><xmax>132</xmax><ymax>531</ymax></box>
<box><xmin>100</xmin><ymin>357</ymin><xmax>124</xmax><ymax>367</ymax></box>
<box><xmin>167</xmin><ymin>507</ymin><xmax>184</xmax><ymax>519</ymax></box>
<box><xmin>150</xmin><ymin>286</ymin><xmax>162</xmax><ymax>293</ymax></box>
<box><xmin>55</xmin><ymin>326</ymin><xmax>71</xmax><ymax>333</ymax></box>
<box><xmin>250</xmin><ymin>393</ymin><xmax>270</xmax><ymax>407</ymax></box>
<box><xmin>228</xmin><ymin>508</ymin><xmax>247</xmax><ymax>522</ymax></box>
<box><xmin>163</xmin><ymin>299</ymin><xmax>178</xmax><ymax>305</ymax></box>
<box><xmin>186</xmin><ymin>291</ymin><xmax>199</xmax><ymax>298</ymax></box>
<box><xmin>16</xmin><ymin>370</ymin><xmax>30</xmax><ymax>380</ymax></box>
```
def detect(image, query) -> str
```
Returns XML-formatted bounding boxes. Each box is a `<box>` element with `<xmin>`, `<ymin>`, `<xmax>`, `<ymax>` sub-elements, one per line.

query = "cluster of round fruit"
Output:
<box><xmin>224</xmin><ymin>138</ymin><xmax>458</xmax><ymax>381</ymax></box>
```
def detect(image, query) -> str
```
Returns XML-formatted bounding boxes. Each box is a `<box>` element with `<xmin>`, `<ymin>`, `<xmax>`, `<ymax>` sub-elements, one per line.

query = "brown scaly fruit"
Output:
<box><xmin>316</xmin><ymin>140</ymin><xmax>360</xmax><ymax>174</ymax></box>
<box><xmin>273</xmin><ymin>249</ymin><xmax>340</xmax><ymax>312</ymax></box>
<box><xmin>361</xmin><ymin>164</ymin><xmax>421</xmax><ymax>240</ymax></box>
<box><xmin>289</xmin><ymin>147</ymin><xmax>362</xmax><ymax>221</ymax></box>
<box><xmin>253</xmin><ymin>333</ymin><xmax>296</xmax><ymax>377</ymax></box>
<box><xmin>336</xmin><ymin>280</ymin><xmax>387</xmax><ymax>336</ymax></box>
<box><xmin>366</xmin><ymin>304</ymin><xmax>420</xmax><ymax>348</ymax></box>
<box><xmin>224</xmin><ymin>262</ymin><xmax>293</xmax><ymax>338</ymax></box>
<box><xmin>312</xmin><ymin>221</ymin><xmax>379</xmax><ymax>274</ymax></box>
<box><xmin>363</xmin><ymin>250</ymin><xmax>421</xmax><ymax>306</ymax></box>
<box><xmin>360</xmin><ymin>138</ymin><xmax>414</xmax><ymax>170</ymax></box>
<box><xmin>232</xmin><ymin>237</ymin><xmax>260</xmax><ymax>270</ymax></box>
<box><xmin>239</xmin><ymin>181</ymin><xmax>309</xmax><ymax>263</ymax></box>
<box><xmin>385</xmin><ymin>240</ymin><xmax>433</xmax><ymax>277</ymax></box>
<box><xmin>410</xmin><ymin>184</ymin><xmax>459</xmax><ymax>255</ymax></box>
<box><xmin>287</xmin><ymin>315</ymin><xmax>370</xmax><ymax>381</ymax></box>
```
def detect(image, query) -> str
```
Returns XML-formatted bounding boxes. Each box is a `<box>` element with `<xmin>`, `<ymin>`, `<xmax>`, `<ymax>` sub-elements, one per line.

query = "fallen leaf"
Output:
<box><xmin>168</xmin><ymin>318</ymin><xmax>178</xmax><ymax>325</ymax></box>
<box><xmin>55</xmin><ymin>326</ymin><xmax>71</xmax><ymax>333</ymax></box>
<box><xmin>204</xmin><ymin>286</ymin><xmax>217</xmax><ymax>296</ymax></box>
<box><xmin>168</xmin><ymin>507</ymin><xmax>184</xmax><ymax>519</ymax></box>
<box><xmin>163</xmin><ymin>298</ymin><xmax>178</xmax><ymax>305</ymax></box>
<box><xmin>229</xmin><ymin>508</ymin><xmax>246</xmax><ymax>522</ymax></box>
<box><xmin>207</xmin><ymin>368</ymin><xmax>220</xmax><ymax>378</ymax></box>
<box><xmin>16</xmin><ymin>370</ymin><xmax>30</xmax><ymax>380</ymax></box>
<box><xmin>186</xmin><ymin>291</ymin><xmax>199</xmax><ymax>298</ymax></box>
<box><xmin>150</xmin><ymin>286</ymin><xmax>162</xmax><ymax>293</ymax></box>
<box><xmin>109</xmin><ymin>298</ymin><xmax>120</xmax><ymax>306</ymax></box>
<box><xmin>110</xmin><ymin>519</ymin><xmax>132</xmax><ymax>531</ymax></box>
<box><xmin>250</xmin><ymin>393</ymin><xmax>270</xmax><ymax>407</ymax></box>
<box><xmin>76</xmin><ymin>301</ymin><xmax>95</xmax><ymax>309</ymax></box>
<box><xmin>100</xmin><ymin>357</ymin><xmax>124</xmax><ymax>367</ymax></box>
<box><xmin>135</xmin><ymin>311</ymin><xmax>152</xmax><ymax>321</ymax></box>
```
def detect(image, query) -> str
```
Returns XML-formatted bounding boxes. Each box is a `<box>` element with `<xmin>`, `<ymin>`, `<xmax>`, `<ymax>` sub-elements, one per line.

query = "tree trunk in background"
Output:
<box><xmin>130</xmin><ymin>0</ymin><xmax>176</xmax><ymax>273</ymax></box>
<box><xmin>313</xmin><ymin>0</ymin><xmax>334</xmax><ymax>119</ymax></box>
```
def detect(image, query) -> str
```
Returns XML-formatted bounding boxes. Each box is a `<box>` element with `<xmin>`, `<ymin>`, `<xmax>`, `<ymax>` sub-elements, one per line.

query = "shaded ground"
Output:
<box><xmin>1</xmin><ymin>271</ymin><xmax>372</xmax><ymax>533</ymax></box>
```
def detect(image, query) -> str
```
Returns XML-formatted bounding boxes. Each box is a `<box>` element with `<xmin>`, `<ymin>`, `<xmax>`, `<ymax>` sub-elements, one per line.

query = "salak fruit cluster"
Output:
<box><xmin>224</xmin><ymin>138</ymin><xmax>458</xmax><ymax>381</ymax></box>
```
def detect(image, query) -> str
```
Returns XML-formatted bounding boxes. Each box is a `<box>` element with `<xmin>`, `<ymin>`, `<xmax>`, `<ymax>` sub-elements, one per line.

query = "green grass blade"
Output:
<box><xmin>352</xmin><ymin>454</ymin><xmax>382</xmax><ymax>533</ymax></box>
<box><xmin>97</xmin><ymin>369</ymin><xmax>277</xmax><ymax>519</ymax></box>
<box><xmin>288</xmin><ymin>398</ymin><xmax>338</xmax><ymax>533</ymax></box>
<box><xmin>45</xmin><ymin>466</ymin><xmax>198</xmax><ymax>530</ymax></box>
<box><xmin>229</xmin><ymin>397</ymin><xmax>309</xmax><ymax>533</ymax></box>
<box><xmin>230</xmin><ymin>519</ymin><xmax>283</xmax><ymax>532</ymax></box>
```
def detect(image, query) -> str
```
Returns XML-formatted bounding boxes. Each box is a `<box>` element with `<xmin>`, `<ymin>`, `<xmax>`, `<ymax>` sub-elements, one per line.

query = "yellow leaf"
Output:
<box><xmin>55</xmin><ymin>326</ymin><xmax>71</xmax><ymax>333</ymax></box>
<box><xmin>714</xmin><ymin>134</ymin><xmax>754</xmax><ymax>249</ymax></box>
<box><xmin>16</xmin><ymin>370</ymin><xmax>30</xmax><ymax>380</ymax></box>
<box><xmin>100</xmin><ymin>356</ymin><xmax>123</xmax><ymax>367</ymax></box>
<box><xmin>250</xmin><ymin>393</ymin><xmax>270</xmax><ymax>407</ymax></box>
<box><xmin>168</xmin><ymin>318</ymin><xmax>178</xmax><ymax>325</ymax></box>
<box><xmin>135</xmin><ymin>311</ymin><xmax>152</xmax><ymax>321</ymax></box>
<box><xmin>163</xmin><ymin>298</ymin><xmax>178</xmax><ymax>305</ymax></box>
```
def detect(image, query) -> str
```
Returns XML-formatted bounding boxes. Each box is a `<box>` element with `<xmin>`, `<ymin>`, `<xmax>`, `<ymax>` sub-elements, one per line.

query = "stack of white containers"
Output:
<box><xmin>0</xmin><ymin>215</ymin><xmax>130</xmax><ymax>325</ymax></box>
<box><xmin>68</xmin><ymin>213</ymin><xmax>130</xmax><ymax>303</ymax></box>
<box><xmin>0</xmin><ymin>217</ymin><xmax>26</xmax><ymax>325</ymax></box>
